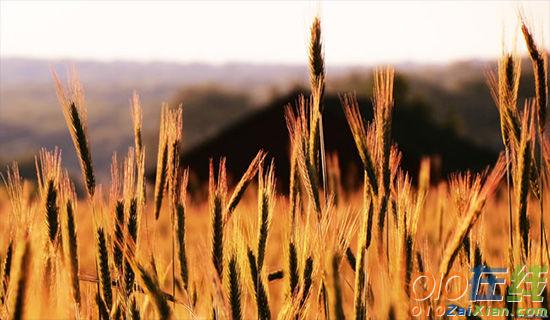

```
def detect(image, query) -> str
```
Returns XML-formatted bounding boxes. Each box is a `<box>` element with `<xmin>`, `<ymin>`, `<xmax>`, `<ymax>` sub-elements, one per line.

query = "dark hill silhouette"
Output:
<box><xmin>180</xmin><ymin>89</ymin><xmax>497</xmax><ymax>191</ymax></box>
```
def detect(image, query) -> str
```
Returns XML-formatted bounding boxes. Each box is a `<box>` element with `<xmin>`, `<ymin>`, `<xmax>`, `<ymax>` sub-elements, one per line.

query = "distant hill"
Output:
<box><xmin>180</xmin><ymin>90</ymin><xmax>497</xmax><ymax>192</ymax></box>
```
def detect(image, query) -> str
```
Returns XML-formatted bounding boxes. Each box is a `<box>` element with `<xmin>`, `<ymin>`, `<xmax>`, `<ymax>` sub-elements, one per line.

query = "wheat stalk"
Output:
<box><xmin>513</xmin><ymin>101</ymin><xmax>536</xmax><ymax>263</ymax></box>
<box><xmin>486</xmin><ymin>52</ymin><xmax>522</xmax><ymax>268</ymax></box>
<box><xmin>438</xmin><ymin>156</ymin><xmax>505</xmax><ymax>279</ymax></box>
<box><xmin>287</xmin><ymin>241</ymin><xmax>299</xmax><ymax>296</ymax></box>
<box><xmin>64</xmin><ymin>196</ymin><xmax>81</xmax><ymax>307</ymax></box>
<box><xmin>227</xmin><ymin>254</ymin><xmax>242</xmax><ymax>320</ymax></box>
<box><xmin>211</xmin><ymin>159</ymin><xmax>227</xmax><ymax>279</ymax></box>
<box><xmin>131</xmin><ymin>91</ymin><xmax>144</xmax><ymax>157</ymax></box>
<box><xmin>257</xmin><ymin>161</ymin><xmax>275</xmax><ymax>273</ymax></box>
<box><xmin>353</xmin><ymin>199</ymin><xmax>372</xmax><ymax>320</ymax></box>
<box><xmin>129</xmin><ymin>295</ymin><xmax>140</xmax><ymax>320</ymax></box>
<box><xmin>286</xmin><ymin>107</ymin><xmax>303</xmax><ymax>228</ymax></box>
<box><xmin>286</xmin><ymin>97</ymin><xmax>322</xmax><ymax>217</ymax></box>
<box><xmin>114</xmin><ymin>200</ymin><xmax>125</xmax><ymax>277</ymax></box>
<box><xmin>0</xmin><ymin>241</ymin><xmax>13</xmax><ymax>306</ymax></box>
<box><xmin>309</xmin><ymin>16</ymin><xmax>325</xmax><ymax>99</ymax></box>
<box><xmin>340</xmin><ymin>93</ymin><xmax>378</xmax><ymax>194</ymax></box>
<box><xmin>96</xmin><ymin>227</ymin><xmax>113</xmax><ymax>311</ymax></box>
<box><xmin>299</xmin><ymin>256</ymin><xmax>314</xmax><ymax>310</ymax></box>
<box><xmin>96</xmin><ymin>292</ymin><xmax>109</xmax><ymax>320</ymax></box>
<box><xmin>225</xmin><ymin>150</ymin><xmax>266</xmax><ymax>222</ymax></box>
<box><xmin>308</xmin><ymin>16</ymin><xmax>327</xmax><ymax>195</ymax></box>
<box><xmin>247</xmin><ymin>248</ymin><xmax>270</xmax><ymax>320</ymax></box>
<box><xmin>331</xmin><ymin>254</ymin><xmax>345</xmax><ymax>320</ymax></box>
<box><xmin>521</xmin><ymin>17</ymin><xmax>549</xmax><ymax>266</ymax></box>
<box><xmin>125</xmin><ymin>198</ymin><xmax>138</xmax><ymax>296</ymax></box>
<box><xmin>176</xmin><ymin>169</ymin><xmax>189</xmax><ymax>290</ymax></box>
<box><xmin>372</xmin><ymin>67</ymin><xmax>395</xmax><ymax>253</ymax></box>
<box><xmin>52</xmin><ymin>70</ymin><xmax>95</xmax><ymax>198</ymax></box>
<box><xmin>326</xmin><ymin>154</ymin><xmax>343</xmax><ymax>206</ymax></box>
<box><xmin>36</xmin><ymin>148</ymin><xmax>62</xmax><ymax>247</ymax></box>
<box><xmin>154</xmin><ymin>105</ymin><xmax>182</xmax><ymax>220</ymax></box>
<box><xmin>10</xmin><ymin>240</ymin><xmax>31</xmax><ymax>320</ymax></box>
<box><xmin>521</xmin><ymin>18</ymin><xmax>548</xmax><ymax>134</ymax></box>
<box><xmin>135</xmin><ymin>260</ymin><xmax>172</xmax><ymax>320</ymax></box>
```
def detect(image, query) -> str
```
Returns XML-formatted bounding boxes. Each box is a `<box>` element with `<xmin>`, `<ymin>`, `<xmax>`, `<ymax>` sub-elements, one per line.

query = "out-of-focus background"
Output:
<box><xmin>1</xmin><ymin>1</ymin><xmax>549</xmax><ymax>190</ymax></box>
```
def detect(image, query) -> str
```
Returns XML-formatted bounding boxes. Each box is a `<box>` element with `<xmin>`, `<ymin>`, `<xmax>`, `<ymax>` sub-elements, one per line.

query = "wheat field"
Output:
<box><xmin>0</xmin><ymin>15</ymin><xmax>548</xmax><ymax>320</ymax></box>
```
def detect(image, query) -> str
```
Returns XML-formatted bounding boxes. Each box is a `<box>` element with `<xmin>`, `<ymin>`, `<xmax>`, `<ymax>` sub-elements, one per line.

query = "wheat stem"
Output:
<box><xmin>10</xmin><ymin>241</ymin><xmax>31</xmax><ymax>320</ymax></box>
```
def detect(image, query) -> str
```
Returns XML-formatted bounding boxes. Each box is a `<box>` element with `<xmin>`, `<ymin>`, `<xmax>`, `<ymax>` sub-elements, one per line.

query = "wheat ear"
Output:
<box><xmin>114</xmin><ymin>200</ymin><xmax>125</xmax><ymax>277</ymax></box>
<box><xmin>439</xmin><ymin>157</ymin><xmax>505</xmax><ymax>279</ymax></box>
<box><xmin>125</xmin><ymin>198</ymin><xmax>138</xmax><ymax>296</ymax></box>
<box><xmin>36</xmin><ymin>148</ymin><xmax>62</xmax><ymax>247</ymax></box>
<box><xmin>247</xmin><ymin>248</ymin><xmax>270</xmax><ymax>320</ymax></box>
<box><xmin>210</xmin><ymin>159</ymin><xmax>227</xmax><ymax>279</ymax></box>
<box><xmin>373</xmin><ymin>67</ymin><xmax>395</xmax><ymax>252</ymax></box>
<box><xmin>96</xmin><ymin>227</ymin><xmax>113</xmax><ymax>311</ymax></box>
<box><xmin>227</xmin><ymin>254</ymin><xmax>242</xmax><ymax>320</ymax></box>
<box><xmin>176</xmin><ymin>170</ymin><xmax>189</xmax><ymax>290</ymax></box>
<box><xmin>521</xmin><ymin>17</ymin><xmax>549</xmax><ymax>266</ymax></box>
<box><xmin>514</xmin><ymin>101</ymin><xmax>535</xmax><ymax>263</ymax></box>
<box><xmin>65</xmin><ymin>199</ymin><xmax>81</xmax><ymax>306</ymax></box>
<box><xmin>52</xmin><ymin>70</ymin><xmax>95</xmax><ymax>198</ymax></box>
<box><xmin>0</xmin><ymin>241</ymin><xmax>13</xmax><ymax>306</ymax></box>
<box><xmin>257</xmin><ymin>161</ymin><xmax>275</xmax><ymax>273</ymax></box>
<box><xmin>288</xmin><ymin>241</ymin><xmax>299</xmax><ymax>296</ymax></box>
<box><xmin>308</xmin><ymin>16</ymin><xmax>327</xmax><ymax>199</ymax></box>
<box><xmin>153</xmin><ymin>106</ymin><xmax>170</xmax><ymax>220</ymax></box>
<box><xmin>225</xmin><ymin>151</ymin><xmax>266</xmax><ymax>221</ymax></box>
<box><xmin>340</xmin><ymin>93</ymin><xmax>378</xmax><ymax>194</ymax></box>
<box><xmin>521</xmin><ymin>19</ymin><xmax>548</xmax><ymax>134</ymax></box>
<box><xmin>138</xmin><ymin>261</ymin><xmax>172</xmax><ymax>320</ymax></box>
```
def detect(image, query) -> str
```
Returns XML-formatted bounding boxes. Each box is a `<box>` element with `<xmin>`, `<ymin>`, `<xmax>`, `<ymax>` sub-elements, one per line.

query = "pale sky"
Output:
<box><xmin>1</xmin><ymin>1</ymin><xmax>549</xmax><ymax>65</ymax></box>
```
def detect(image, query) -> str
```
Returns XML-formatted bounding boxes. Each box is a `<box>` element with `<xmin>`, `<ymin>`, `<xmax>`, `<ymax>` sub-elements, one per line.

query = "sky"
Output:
<box><xmin>1</xmin><ymin>1</ymin><xmax>549</xmax><ymax>65</ymax></box>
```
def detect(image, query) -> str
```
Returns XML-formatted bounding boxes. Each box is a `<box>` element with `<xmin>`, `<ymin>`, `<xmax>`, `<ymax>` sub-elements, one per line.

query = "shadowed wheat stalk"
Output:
<box><xmin>135</xmin><ymin>259</ymin><xmax>172</xmax><ymax>320</ymax></box>
<box><xmin>10</xmin><ymin>240</ymin><xmax>31</xmax><ymax>320</ymax></box>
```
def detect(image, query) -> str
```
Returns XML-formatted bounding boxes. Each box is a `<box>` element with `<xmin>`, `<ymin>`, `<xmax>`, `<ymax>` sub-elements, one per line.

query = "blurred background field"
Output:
<box><xmin>0</xmin><ymin>57</ymin><xmax>543</xmax><ymax>187</ymax></box>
